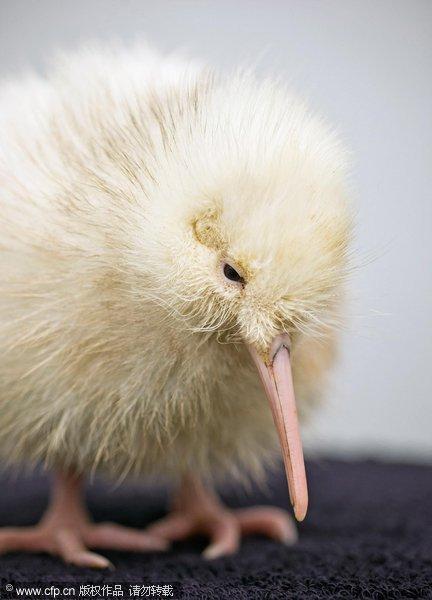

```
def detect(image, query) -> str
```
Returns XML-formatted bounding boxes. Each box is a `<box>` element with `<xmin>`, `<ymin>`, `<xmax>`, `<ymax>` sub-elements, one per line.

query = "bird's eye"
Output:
<box><xmin>223</xmin><ymin>262</ymin><xmax>245</xmax><ymax>285</ymax></box>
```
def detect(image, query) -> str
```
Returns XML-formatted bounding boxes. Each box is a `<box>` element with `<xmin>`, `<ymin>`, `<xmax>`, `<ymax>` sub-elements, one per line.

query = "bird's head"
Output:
<box><xmin>129</xmin><ymin>72</ymin><xmax>352</xmax><ymax>520</ymax></box>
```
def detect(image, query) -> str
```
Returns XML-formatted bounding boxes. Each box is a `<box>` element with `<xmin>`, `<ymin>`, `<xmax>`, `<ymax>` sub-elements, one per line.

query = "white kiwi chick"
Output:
<box><xmin>0</xmin><ymin>45</ymin><xmax>351</xmax><ymax>567</ymax></box>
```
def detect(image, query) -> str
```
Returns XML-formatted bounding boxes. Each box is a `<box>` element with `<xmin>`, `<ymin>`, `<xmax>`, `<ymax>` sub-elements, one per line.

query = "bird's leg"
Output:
<box><xmin>145</xmin><ymin>473</ymin><xmax>297</xmax><ymax>559</ymax></box>
<box><xmin>0</xmin><ymin>471</ymin><xmax>168</xmax><ymax>568</ymax></box>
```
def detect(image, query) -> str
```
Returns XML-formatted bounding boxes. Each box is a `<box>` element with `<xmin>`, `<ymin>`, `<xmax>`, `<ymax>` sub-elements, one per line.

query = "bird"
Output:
<box><xmin>0</xmin><ymin>43</ymin><xmax>351</xmax><ymax>568</ymax></box>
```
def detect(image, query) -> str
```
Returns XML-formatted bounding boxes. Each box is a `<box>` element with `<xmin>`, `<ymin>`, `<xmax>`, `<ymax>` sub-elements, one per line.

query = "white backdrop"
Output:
<box><xmin>1</xmin><ymin>0</ymin><xmax>431</xmax><ymax>461</ymax></box>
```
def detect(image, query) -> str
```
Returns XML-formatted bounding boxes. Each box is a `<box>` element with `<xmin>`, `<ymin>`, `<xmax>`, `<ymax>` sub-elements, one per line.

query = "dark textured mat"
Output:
<box><xmin>0</xmin><ymin>459</ymin><xmax>431</xmax><ymax>599</ymax></box>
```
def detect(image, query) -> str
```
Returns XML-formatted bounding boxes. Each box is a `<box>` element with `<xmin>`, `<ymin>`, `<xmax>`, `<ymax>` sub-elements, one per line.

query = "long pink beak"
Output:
<box><xmin>248</xmin><ymin>334</ymin><xmax>308</xmax><ymax>521</ymax></box>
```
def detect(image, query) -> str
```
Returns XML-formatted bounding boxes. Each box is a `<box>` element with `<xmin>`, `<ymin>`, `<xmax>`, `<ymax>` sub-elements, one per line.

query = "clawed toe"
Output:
<box><xmin>236</xmin><ymin>506</ymin><xmax>298</xmax><ymax>545</ymax></box>
<box><xmin>0</xmin><ymin>521</ymin><xmax>169</xmax><ymax>568</ymax></box>
<box><xmin>55</xmin><ymin>528</ymin><xmax>113</xmax><ymax>568</ymax></box>
<box><xmin>0</xmin><ymin>526</ymin><xmax>112</xmax><ymax>568</ymax></box>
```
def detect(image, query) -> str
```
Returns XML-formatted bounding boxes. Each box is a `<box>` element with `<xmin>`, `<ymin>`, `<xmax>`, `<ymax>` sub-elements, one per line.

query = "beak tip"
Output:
<box><xmin>294</xmin><ymin>510</ymin><xmax>306</xmax><ymax>522</ymax></box>
<box><xmin>293</xmin><ymin>499</ymin><xmax>308</xmax><ymax>522</ymax></box>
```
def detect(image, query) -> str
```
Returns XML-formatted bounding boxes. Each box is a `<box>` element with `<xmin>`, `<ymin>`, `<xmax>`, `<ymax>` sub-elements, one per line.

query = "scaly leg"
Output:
<box><xmin>0</xmin><ymin>472</ymin><xmax>168</xmax><ymax>568</ymax></box>
<box><xmin>145</xmin><ymin>473</ymin><xmax>297</xmax><ymax>559</ymax></box>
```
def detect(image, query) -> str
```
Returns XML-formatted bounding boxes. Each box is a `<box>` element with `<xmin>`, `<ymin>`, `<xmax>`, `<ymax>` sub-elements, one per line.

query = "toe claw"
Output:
<box><xmin>202</xmin><ymin>538</ymin><xmax>239</xmax><ymax>560</ymax></box>
<box><xmin>67</xmin><ymin>551</ymin><xmax>114</xmax><ymax>570</ymax></box>
<box><xmin>280</xmin><ymin>522</ymin><xmax>298</xmax><ymax>545</ymax></box>
<box><xmin>202</xmin><ymin>544</ymin><xmax>225</xmax><ymax>560</ymax></box>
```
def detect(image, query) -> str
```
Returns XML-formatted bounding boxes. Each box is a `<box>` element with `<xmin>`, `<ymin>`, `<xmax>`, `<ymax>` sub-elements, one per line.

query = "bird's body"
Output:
<box><xmin>0</xmin><ymin>45</ymin><xmax>351</xmax><ymax>565</ymax></box>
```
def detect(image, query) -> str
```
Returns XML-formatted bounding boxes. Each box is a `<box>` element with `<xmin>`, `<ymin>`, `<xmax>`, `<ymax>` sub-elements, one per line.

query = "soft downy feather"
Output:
<box><xmin>0</xmin><ymin>43</ymin><xmax>351</xmax><ymax>487</ymax></box>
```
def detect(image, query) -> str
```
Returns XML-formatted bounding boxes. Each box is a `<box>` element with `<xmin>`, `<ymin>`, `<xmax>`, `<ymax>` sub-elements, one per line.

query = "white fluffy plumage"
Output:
<box><xmin>0</xmin><ymin>44</ymin><xmax>351</xmax><ymax>486</ymax></box>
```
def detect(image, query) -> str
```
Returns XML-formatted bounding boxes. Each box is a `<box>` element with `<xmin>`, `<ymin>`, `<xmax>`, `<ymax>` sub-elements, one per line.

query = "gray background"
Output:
<box><xmin>1</xmin><ymin>1</ymin><xmax>431</xmax><ymax>462</ymax></box>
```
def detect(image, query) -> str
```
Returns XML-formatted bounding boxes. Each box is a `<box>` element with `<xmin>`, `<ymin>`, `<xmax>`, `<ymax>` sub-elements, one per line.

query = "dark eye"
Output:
<box><xmin>223</xmin><ymin>262</ymin><xmax>245</xmax><ymax>285</ymax></box>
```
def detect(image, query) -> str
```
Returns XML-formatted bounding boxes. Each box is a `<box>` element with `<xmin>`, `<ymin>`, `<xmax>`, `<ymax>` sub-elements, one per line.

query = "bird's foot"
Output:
<box><xmin>0</xmin><ymin>521</ymin><xmax>168</xmax><ymax>569</ymax></box>
<box><xmin>145</xmin><ymin>474</ymin><xmax>297</xmax><ymax>559</ymax></box>
<box><xmin>0</xmin><ymin>473</ymin><xmax>168</xmax><ymax>568</ymax></box>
